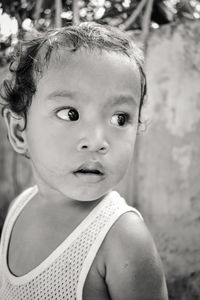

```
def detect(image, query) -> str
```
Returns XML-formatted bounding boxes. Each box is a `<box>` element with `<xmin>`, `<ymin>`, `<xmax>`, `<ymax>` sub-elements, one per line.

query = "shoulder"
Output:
<box><xmin>7</xmin><ymin>186</ymin><xmax>37</xmax><ymax>213</ymax></box>
<box><xmin>1</xmin><ymin>186</ymin><xmax>37</xmax><ymax>237</ymax></box>
<box><xmin>100</xmin><ymin>211</ymin><xmax>168</xmax><ymax>300</ymax></box>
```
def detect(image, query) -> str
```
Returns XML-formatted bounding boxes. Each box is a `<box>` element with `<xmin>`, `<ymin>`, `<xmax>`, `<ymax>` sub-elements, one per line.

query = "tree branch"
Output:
<box><xmin>142</xmin><ymin>0</ymin><xmax>154</xmax><ymax>49</ymax></box>
<box><xmin>120</xmin><ymin>0</ymin><xmax>147</xmax><ymax>31</ymax></box>
<box><xmin>100</xmin><ymin>5</ymin><xmax>136</xmax><ymax>20</ymax></box>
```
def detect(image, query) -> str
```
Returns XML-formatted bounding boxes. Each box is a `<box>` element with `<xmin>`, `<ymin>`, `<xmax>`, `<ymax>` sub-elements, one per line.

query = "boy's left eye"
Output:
<box><xmin>56</xmin><ymin>107</ymin><xmax>79</xmax><ymax>121</ymax></box>
<box><xmin>111</xmin><ymin>113</ymin><xmax>130</xmax><ymax>127</ymax></box>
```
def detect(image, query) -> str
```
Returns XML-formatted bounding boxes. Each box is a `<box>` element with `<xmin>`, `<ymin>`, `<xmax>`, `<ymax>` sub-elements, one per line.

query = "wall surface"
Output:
<box><xmin>0</xmin><ymin>65</ymin><xmax>33</xmax><ymax>231</ymax></box>
<box><xmin>135</xmin><ymin>20</ymin><xmax>200</xmax><ymax>299</ymax></box>
<box><xmin>0</xmin><ymin>20</ymin><xmax>200</xmax><ymax>299</ymax></box>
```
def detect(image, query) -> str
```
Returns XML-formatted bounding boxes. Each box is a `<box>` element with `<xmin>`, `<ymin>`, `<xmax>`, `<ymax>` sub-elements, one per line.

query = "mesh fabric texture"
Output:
<box><xmin>0</xmin><ymin>187</ymin><xmax>142</xmax><ymax>300</ymax></box>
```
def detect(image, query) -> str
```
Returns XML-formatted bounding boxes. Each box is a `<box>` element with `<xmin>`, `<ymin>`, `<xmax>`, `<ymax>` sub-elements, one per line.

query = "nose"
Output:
<box><xmin>77</xmin><ymin>127</ymin><xmax>110</xmax><ymax>154</ymax></box>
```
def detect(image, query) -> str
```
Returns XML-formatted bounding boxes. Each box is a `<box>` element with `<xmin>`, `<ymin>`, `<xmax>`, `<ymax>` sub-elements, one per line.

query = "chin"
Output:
<box><xmin>67</xmin><ymin>187</ymin><xmax>110</xmax><ymax>202</ymax></box>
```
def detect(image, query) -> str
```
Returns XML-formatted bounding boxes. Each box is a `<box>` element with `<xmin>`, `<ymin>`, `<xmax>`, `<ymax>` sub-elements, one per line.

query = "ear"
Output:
<box><xmin>3</xmin><ymin>108</ymin><xmax>27</xmax><ymax>155</ymax></box>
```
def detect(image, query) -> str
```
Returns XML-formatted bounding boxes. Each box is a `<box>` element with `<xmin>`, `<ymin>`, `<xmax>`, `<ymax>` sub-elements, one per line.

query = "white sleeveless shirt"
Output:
<box><xmin>0</xmin><ymin>186</ymin><xmax>142</xmax><ymax>300</ymax></box>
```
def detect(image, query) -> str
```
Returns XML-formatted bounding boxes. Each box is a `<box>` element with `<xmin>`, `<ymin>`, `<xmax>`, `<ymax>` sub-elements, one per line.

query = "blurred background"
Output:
<box><xmin>0</xmin><ymin>0</ymin><xmax>200</xmax><ymax>299</ymax></box>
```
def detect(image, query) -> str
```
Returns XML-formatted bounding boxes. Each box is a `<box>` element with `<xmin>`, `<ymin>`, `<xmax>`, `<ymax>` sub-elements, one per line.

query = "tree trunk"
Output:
<box><xmin>72</xmin><ymin>0</ymin><xmax>80</xmax><ymax>25</ymax></box>
<box><xmin>33</xmin><ymin>0</ymin><xmax>44</xmax><ymax>22</ymax></box>
<box><xmin>55</xmin><ymin>0</ymin><xmax>62</xmax><ymax>27</ymax></box>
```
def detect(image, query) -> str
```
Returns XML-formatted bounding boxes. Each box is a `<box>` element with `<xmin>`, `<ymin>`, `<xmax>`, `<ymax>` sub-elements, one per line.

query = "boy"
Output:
<box><xmin>0</xmin><ymin>23</ymin><xmax>168</xmax><ymax>299</ymax></box>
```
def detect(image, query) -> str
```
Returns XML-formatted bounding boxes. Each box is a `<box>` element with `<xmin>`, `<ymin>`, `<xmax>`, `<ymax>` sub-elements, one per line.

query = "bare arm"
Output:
<box><xmin>102</xmin><ymin>212</ymin><xmax>168</xmax><ymax>300</ymax></box>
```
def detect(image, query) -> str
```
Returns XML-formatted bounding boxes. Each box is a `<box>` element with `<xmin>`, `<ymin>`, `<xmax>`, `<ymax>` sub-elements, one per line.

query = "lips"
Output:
<box><xmin>73</xmin><ymin>161</ymin><xmax>105</xmax><ymax>176</ymax></box>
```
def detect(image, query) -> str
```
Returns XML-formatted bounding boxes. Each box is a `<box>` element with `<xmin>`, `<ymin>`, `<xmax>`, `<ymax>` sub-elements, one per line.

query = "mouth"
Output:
<box><xmin>73</xmin><ymin>162</ymin><xmax>105</xmax><ymax>177</ymax></box>
<box><xmin>74</xmin><ymin>169</ymin><xmax>104</xmax><ymax>175</ymax></box>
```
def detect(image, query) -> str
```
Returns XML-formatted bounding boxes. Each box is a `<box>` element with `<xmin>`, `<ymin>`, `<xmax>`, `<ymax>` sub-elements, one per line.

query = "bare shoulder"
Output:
<box><xmin>101</xmin><ymin>211</ymin><xmax>168</xmax><ymax>300</ymax></box>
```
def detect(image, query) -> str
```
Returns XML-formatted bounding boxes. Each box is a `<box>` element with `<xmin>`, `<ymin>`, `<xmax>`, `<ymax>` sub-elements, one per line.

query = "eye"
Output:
<box><xmin>111</xmin><ymin>113</ymin><xmax>130</xmax><ymax>127</ymax></box>
<box><xmin>56</xmin><ymin>107</ymin><xmax>79</xmax><ymax>121</ymax></box>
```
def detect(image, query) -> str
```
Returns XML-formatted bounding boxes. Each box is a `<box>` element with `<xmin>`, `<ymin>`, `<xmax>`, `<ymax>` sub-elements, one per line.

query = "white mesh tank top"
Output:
<box><xmin>0</xmin><ymin>186</ymin><xmax>143</xmax><ymax>300</ymax></box>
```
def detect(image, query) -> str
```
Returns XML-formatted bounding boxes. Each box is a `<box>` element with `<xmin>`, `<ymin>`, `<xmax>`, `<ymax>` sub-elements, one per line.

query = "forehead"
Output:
<box><xmin>35</xmin><ymin>48</ymin><xmax>141</xmax><ymax>104</ymax></box>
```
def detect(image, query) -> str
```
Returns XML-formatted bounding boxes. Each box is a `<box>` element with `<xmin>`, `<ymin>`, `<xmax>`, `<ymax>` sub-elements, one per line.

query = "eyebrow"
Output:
<box><xmin>46</xmin><ymin>90</ymin><xmax>138</xmax><ymax>106</ymax></box>
<box><xmin>108</xmin><ymin>95</ymin><xmax>138</xmax><ymax>107</ymax></box>
<box><xmin>46</xmin><ymin>90</ymin><xmax>76</xmax><ymax>100</ymax></box>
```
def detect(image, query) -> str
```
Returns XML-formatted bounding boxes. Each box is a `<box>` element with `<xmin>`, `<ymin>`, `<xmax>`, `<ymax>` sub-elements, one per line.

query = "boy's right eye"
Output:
<box><xmin>56</xmin><ymin>107</ymin><xmax>79</xmax><ymax>121</ymax></box>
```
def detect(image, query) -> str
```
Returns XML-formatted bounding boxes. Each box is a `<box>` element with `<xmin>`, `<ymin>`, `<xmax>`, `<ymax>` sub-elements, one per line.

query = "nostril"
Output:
<box><xmin>99</xmin><ymin>145</ymin><xmax>108</xmax><ymax>153</ymax></box>
<box><xmin>100</xmin><ymin>146</ymin><xmax>105</xmax><ymax>151</ymax></box>
<box><xmin>81</xmin><ymin>145</ymin><xmax>88</xmax><ymax>149</ymax></box>
<box><xmin>77</xmin><ymin>139</ymin><xmax>89</xmax><ymax>151</ymax></box>
<box><xmin>77</xmin><ymin>139</ymin><xmax>109</xmax><ymax>153</ymax></box>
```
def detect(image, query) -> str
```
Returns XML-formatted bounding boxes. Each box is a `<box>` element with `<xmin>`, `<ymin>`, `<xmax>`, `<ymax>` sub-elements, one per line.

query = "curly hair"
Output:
<box><xmin>0</xmin><ymin>22</ymin><xmax>146</xmax><ymax>130</ymax></box>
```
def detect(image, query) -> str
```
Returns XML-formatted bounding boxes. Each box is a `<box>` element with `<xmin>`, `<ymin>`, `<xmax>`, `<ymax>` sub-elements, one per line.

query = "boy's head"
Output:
<box><xmin>0</xmin><ymin>22</ymin><xmax>146</xmax><ymax>130</ymax></box>
<box><xmin>1</xmin><ymin>23</ymin><xmax>147</xmax><ymax>201</ymax></box>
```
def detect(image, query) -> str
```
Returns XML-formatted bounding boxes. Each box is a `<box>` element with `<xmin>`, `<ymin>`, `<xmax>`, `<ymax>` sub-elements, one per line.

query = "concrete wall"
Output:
<box><xmin>135</xmin><ymin>20</ymin><xmax>200</xmax><ymax>299</ymax></box>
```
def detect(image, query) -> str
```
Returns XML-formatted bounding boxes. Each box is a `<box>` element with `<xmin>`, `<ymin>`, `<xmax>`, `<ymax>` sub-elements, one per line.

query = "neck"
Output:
<box><xmin>32</xmin><ymin>180</ymin><xmax>107</xmax><ymax>211</ymax></box>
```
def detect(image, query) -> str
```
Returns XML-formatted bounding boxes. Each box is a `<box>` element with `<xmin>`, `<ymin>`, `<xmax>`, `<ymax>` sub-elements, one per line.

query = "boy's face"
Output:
<box><xmin>24</xmin><ymin>49</ymin><xmax>141</xmax><ymax>202</ymax></box>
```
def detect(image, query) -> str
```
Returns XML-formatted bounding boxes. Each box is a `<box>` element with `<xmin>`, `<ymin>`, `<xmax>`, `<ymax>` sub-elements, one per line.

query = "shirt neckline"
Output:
<box><xmin>4</xmin><ymin>186</ymin><xmax>114</xmax><ymax>285</ymax></box>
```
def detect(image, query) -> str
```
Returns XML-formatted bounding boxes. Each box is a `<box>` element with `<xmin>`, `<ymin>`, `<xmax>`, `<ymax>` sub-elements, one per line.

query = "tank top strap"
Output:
<box><xmin>0</xmin><ymin>186</ymin><xmax>38</xmax><ymax>271</ymax></box>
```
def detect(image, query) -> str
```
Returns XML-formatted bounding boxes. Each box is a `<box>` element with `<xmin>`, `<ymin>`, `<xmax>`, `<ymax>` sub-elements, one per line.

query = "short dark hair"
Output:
<box><xmin>0</xmin><ymin>22</ymin><xmax>146</xmax><ymax>130</ymax></box>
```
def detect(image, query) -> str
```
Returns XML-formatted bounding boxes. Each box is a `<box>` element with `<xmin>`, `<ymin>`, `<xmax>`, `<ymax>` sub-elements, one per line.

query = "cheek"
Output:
<box><xmin>117</xmin><ymin>144</ymin><xmax>133</xmax><ymax>170</ymax></box>
<box><xmin>112</xmin><ymin>131</ymin><xmax>136</xmax><ymax>175</ymax></box>
<box><xmin>26</xmin><ymin>121</ymin><xmax>74</xmax><ymax>167</ymax></box>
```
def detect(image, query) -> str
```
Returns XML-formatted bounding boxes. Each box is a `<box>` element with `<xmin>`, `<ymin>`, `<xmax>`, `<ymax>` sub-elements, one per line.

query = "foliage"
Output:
<box><xmin>0</xmin><ymin>0</ymin><xmax>200</xmax><ymax>65</ymax></box>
